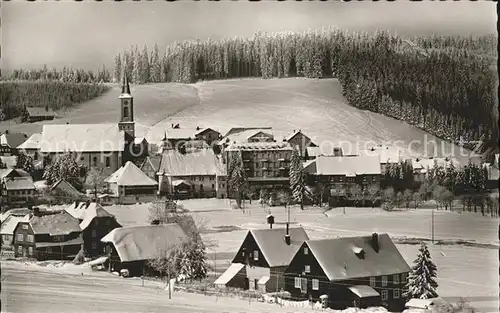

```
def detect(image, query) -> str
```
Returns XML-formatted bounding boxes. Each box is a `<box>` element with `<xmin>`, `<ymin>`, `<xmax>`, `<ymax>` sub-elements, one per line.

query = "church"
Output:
<box><xmin>39</xmin><ymin>75</ymin><xmax>147</xmax><ymax>177</ymax></box>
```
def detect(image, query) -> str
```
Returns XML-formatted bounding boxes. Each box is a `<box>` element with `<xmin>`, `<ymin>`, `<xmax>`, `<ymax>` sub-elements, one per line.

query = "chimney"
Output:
<box><xmin>284</xmin><ymin>223</ymin><xmax>291</xmax><ymax>245</ymax></box>
<box><xmin>5</xmin><ymin>130</ymin><xmax>9</xmax><ymax>134</ymax></box>
<box><xmin>371</xmin><ymin>233</ymin><xmax>379</xmax><ymax>252</ymax></box>
<box><xmin>171</xmin><ymin>123</ymin><xmax>174</xmax><ymax>128</ymax></box>
<box><xmin>196</xmin><ymin>126</ymin><xmax>200</xmax><ymax>131</ymax></box>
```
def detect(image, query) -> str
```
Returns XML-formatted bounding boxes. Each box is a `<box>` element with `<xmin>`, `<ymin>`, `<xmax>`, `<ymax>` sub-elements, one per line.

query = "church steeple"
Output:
<box><xmin>118</xmin><ymin>70</ymin><xmax>135</xmax><ymax>144</ymax></box>
<box><xmin>121</xmin><ymin>72</ymin><xmax>131</xmax><ymax>95</ymax></box>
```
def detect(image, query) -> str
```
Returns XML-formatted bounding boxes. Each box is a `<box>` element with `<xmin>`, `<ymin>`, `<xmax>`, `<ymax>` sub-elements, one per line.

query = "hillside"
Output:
<box><xmin>0</xmin><ymin>82</ymin><xmax>199</xmax><ymax>137</ymax></box>
<box><xmin>147</xmin><ymin>78</ymin><xmax>476</xmax><ymax>163</ymax></box>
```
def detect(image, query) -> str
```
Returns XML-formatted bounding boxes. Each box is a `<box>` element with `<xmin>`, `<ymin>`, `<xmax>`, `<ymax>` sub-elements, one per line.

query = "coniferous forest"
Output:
<box><xmin>0</xmin><ymin>65</ymin><xmax>111</xmax><ymax>120</ymax></box>
<box><xmin>4</xmin><ymin>28</ymin><xmax>498</xmax><ymax>156</ymax></box>
<box><xmin>113</xmin><ymin>29</ymin><xmax>498</xmax><ymax>156</ymax></box>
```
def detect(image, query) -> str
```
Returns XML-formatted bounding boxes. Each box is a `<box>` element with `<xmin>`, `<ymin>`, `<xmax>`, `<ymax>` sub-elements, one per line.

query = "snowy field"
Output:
<box><xmin>105</xmin><ymin>199</ymin><xmax>499</xmax><ymax>313</ymax></box>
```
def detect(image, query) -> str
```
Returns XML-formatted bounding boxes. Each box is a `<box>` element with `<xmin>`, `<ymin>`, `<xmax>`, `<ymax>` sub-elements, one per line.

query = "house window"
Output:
<box><xmin>105</xmin><ymin>157</ymin><xmax>110</xmax><ymax>167</ymax></box>
<box><xmin>53</xmin><ymin>235</ymin><xmax>64</xmax><ymax>242</ymax></box>
<box><xmin>369</xmin><ymin>277</ymin><xmax>376</xmax><ymax>287</ymax></box>
<box><xmin>93</xmin><ymin>157</ymin><xmax>97</xmax><ymax>165</ymax></box>
<box><xmin>34</xmin><ymin>153</ymin><xmax>38</xmax><ymax>161</ymax></box>
<box><xmin>47</xmin><ymin>247</ymin><xmax>52</xmax><ymax>254</ymax></box>
<box><xmin>382</xmin><ymin>276</ymin><xmax>388</xmax><ymax>286</ymax></box>
<box><xmin>312</xmin><ymin>279</ymin><xmax>319</xmax><ymax>290</ymax></box>
<box><xmin>91</xmin><ymin>242</ymin><xmax>97</xmax><ymax>250</ymax></box>
<box><xmin>253</xmin><ymin>250</ymin><xmax>259</xmax><ymax>261</ymax></box>
<box><xmin>80</xmin><ymin>157</ymin><xmax>85</xmax><ymax>161</ymax></box>
<box><xmin>381</xmin><ymin>290</ymin><xmax>388</xmax><ymax>301</ymax></box>
<box><xmin>17</xmin><ymin>246</ymin><xmax>22</xmax><ymax>255</ymax></box>
<box><xmin>304</xmin><ymin>247</ymin><xmax>308</xmax><ymax>255</ymax></box>
<box><xmin>393</xmin><ymin>288</ymin><xmax>400</xmax><ymax>299</ymax></box>
<box><xmin>91</xmin><ymin>229</ymin><xmax>97</xmax><ymax>238</ymax></box>
<box><xmin>393</xmin><ymin>274</ymin><xmax>399</xmax><ymax>284</ymax></box>
<box><xmin>16</xmin><ymin>234</ymin><xmax>23</xmax><ymax>242</ymax></box>
<box><xmin>22</xmin><ymin>224</ymin><xmax>28</xmax><ymax>230</ymax></box>
<box><xmin>304</xmin><ymin>265</ymin><xmax>310</xmax><ymax>273</ymax></box>
<box><xmin>401</xmin><ymin>273</ymin><xmax>407</xmax><ymax>283</ymax></box>
<box><xmin>27</xmin><ymin>235</ymin><xmax>34</xmax><ymax>242</ymax></box>
<box><xmin>123</xmin><ymin>107</ymin><xmax>129</xmax><ymax>118</ymax></box>
<box><xmin>212</xmin><ymin>184</ymin><xmax>215</xmax><ymax>189</ymax></box>
<box><xmin>294</xmin><ymin>277</ymin><xmax>301</xmax><ymax>288</ymax></box>
<box><xmin>28</xmin><ymin>247</ymin><xmax>33</xmax><ymax>256</ymax></box>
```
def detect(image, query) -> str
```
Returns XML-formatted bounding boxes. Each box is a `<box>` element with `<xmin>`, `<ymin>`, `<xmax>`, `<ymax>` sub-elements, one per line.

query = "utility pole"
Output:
<box><xmin>431</xmin><ymin>209</ymin><xmax>435</xmax><ymax>244</ymax></box>
<box><xmin>167</xmin><ymin>270</ymin><xmax>171</xmax><ymax>299</ymax></box>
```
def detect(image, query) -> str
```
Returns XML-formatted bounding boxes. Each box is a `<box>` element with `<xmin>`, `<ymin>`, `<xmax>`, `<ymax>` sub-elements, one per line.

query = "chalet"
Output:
<box><xmin>13</xmin><ymin>210</ymin><xmax>83</xmax><ymax>260</ymax></box>
<box><xmin>0</xmin><ymin>155</ymin><xmax>17</xmax><ymax>168</ymax></box>
<box><xmin>283</xmin><ymin>233</ymin><xmax>411</xmax><ymax>312</ymax></box>
<box><xmin>304</xmin><ymin>155</ymin><xmax>381</xmax><ymax>207</ymax></box>
<box><xmin>101</xmin><ymin>224</ymin><xmax>188</xmax><ymax>277</ymax></box>
<box><xmin>66</xmin><ymin>201</ymin><xmax>121</xmax><ymax>257</ymax></box>
<box><xmin>285</xmin><ymin>130</ymin><xmax>317</xmax><ymax>158</ymax></box>
<box><xmin>194</xmin><ymin>127</ymin><xmax>221</xmax><ymax>146</ymax></box>
<box><xmin>49</xmin><ymin>179</ymin><xmax>88</xmax><ymax>202</ymax></box>
<box><xmin>140</xmin><ymin>155</ymin><xmax>161</xmax><ymax>181</ymax></box>
<box><xmin>17</xmin><ymin>133</ymin><xmax>42</xmax><ymax>164</ymax></box>
<box><xmin>215</xmin><ymin>225</ymin><xmax>309</xmax><ymax>293</ymax></box>
<box><xmin>157</xmin><ymin>150</ymin><xmax>225</xmax><ymax>199</ymax></box>
<box><xmin>39</xmin><ymin>75</ymin><xmax>143</xmax><ymax>178</ymax></box>
<box><xmin>104</xmin><ymin>161</ymin><xmax>158</xmax><ymax>204</ymax></box>
<box><xmin>225</xmin><ymin>142</ymin><xmax>293</xmax><ymax>197</ymax></box>
<box><xmin>1</xmin><ymin>176</ymin><xmax>36</xmax><ymax>207</ymax></box>
<box><xmin>24</xmin><ymin>106</ymin><xmax>56</xmax><ymax>123</ymax></box>
<box><xmin>218</xmin><ymin>127</ymin><xmax>274</xmax><ymax>151</ymax></box>
<box><xmin>0</xmin><ymin>214</ymin><xmax>30</xmax><ymax>257</ymax></box>
<box><xmin>305</xmin><ymin>146</ymin><xmax>343</xmax><ymax>160</ymax></box>
<box><xmin>359</xmin><ymin>146</ymin><xmax>402</xmax><ymax>173</ymax></box>
<box><xmin>0</xmin><ymin>132</ymin><xmax>28</xmax><ymax>156</ymax></box>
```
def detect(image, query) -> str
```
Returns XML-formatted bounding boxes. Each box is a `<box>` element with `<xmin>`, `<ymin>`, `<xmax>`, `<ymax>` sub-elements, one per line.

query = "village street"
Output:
<box><xmin>1</xmin><ymin>262</ymin><xmax>316</xmax><ymax>313</ymax></box>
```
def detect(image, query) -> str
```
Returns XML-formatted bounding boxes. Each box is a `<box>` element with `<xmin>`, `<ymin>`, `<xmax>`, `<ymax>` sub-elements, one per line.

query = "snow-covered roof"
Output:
<box><xmin>105</xmin><ymin>161</ymin><xmax>158</xmax><ymax>186</ymax></box>
<box><xmin>18</xmin><ymin>133</ymin><xmax>42</xmax><ymax>150</ymax></box>
<box><xmin>101</xmin><ymin>224</ymin><xmax>188</xmax><ymax>262</ymax></box>
<box><xmin>40</xmin><ymin>124</ymin><xmax>125</xmax><ymax>152</ymax></box>
<box><xmin>305</xmin><ymin>155</ymin><xmax>381</xmax><ymax>176</ymax></box>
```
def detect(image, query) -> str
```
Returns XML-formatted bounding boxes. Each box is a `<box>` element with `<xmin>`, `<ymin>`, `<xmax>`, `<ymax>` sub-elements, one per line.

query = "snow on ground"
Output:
<box><xmin>146</xmin><ymin>78</ymin><xmax>475</xmax><ymax>160</ymax></box>
<box><xmin>104</xmin><ymin>198</ymin><xmax>498</xmax><ymax>312</ymax></box>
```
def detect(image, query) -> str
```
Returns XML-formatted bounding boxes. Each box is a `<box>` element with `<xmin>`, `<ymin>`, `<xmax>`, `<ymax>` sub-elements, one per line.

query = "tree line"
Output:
<box><xmin>0</xmin><ymin>80</ymin><xmax>109</xmax><ymax>121</ymax></box>
<box><xmin>380</xmin><ymin>159</ymin><xmax>498</xmax><ymax>217</ymax></box>
<box><xmin>4</xmin><ymin>65</ymin><xmax>112</xmax><ymax>84</ymax></box>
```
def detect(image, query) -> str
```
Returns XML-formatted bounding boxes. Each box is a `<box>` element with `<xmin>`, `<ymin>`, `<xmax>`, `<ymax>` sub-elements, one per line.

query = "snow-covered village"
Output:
<box><xmin>0</xmin><ymin>2</ymin><xmax>498</xmax><ymax>313</ymax></box>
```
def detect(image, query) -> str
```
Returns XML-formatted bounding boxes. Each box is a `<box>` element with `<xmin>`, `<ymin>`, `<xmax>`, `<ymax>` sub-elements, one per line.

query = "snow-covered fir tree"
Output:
<box><xmin>228</xmin><ymin>151</ymin><xmax>248</xmax><ymax>208</ymax></box>
<box><xmin>404</xmin><ymin>242</ymin><xmax>439</xmax><ymax>299</ymax></box>
<box><xmin>289</xmin><ymin>148</ymin><xmax>307</xmax><ymax>210</ymax></box>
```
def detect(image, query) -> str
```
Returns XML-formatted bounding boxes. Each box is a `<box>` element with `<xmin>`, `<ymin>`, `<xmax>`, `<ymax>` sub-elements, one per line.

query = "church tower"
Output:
<box><xmin>118</xmin><ymin>73</ymin><xmax>135</xmax><ymax>143</ymax></box>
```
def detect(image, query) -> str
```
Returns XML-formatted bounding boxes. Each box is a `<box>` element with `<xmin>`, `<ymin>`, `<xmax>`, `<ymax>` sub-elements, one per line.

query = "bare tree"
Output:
<box><xmin>85</xmin><ymin>166</ymin><xmax>105</xmax><ymax>200</ymax></box>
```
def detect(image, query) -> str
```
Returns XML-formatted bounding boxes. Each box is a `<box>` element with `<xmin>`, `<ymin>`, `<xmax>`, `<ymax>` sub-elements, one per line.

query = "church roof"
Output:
<box><xmin>40</xmin><ymin>124</ymin><xmax>125</xmax><ymax>153</ymax></box>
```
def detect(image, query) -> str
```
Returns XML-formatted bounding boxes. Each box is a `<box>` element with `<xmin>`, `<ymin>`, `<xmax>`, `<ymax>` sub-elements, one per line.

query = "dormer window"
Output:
<box><xmin>352</xmin><ymin>246</ymin><xmax>365</xmax><ymax>259</ymax></box>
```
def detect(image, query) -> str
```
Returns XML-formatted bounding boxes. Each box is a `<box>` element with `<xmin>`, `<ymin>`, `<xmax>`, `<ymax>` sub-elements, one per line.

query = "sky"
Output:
<box><xmin>2</xmin><ymin>1</ymin><xmax>497</xmax><ymax>72</ymax></box>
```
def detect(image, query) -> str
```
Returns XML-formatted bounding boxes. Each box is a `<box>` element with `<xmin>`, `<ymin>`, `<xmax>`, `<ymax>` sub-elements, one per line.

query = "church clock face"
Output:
<box><xmin>123</xmin><ymin>100</ymin><xmax>129</xmax><ymax>106</ymax></box>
